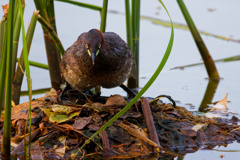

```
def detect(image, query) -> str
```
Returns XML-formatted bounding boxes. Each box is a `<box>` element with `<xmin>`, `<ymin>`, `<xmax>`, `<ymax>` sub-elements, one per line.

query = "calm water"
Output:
<box><xmin>1</xmin><ymin>0</ymin><xmax>240</xmax><ymax>159</ymax></box>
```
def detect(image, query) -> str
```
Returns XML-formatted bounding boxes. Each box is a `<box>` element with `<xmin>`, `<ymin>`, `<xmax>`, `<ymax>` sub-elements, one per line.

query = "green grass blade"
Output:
<box><xmin>0</xmin><ymin>22</ymin><xmax>8</xmax><ymax>118</ymax></box>
<box><xmin>2</xmin><ymin>0</ymin><xmax>15</xmax><ymax>158</ymax></box>
<box><xmin>100</xmin><ymin>0</ymin><xmax>108</xmax><ymax>33</ymax></box>
<box><xmin>54</xmin><ymin>0</ymin><xmax>102</xmax><ymax>11</ymax></box>
<box><xmin>78</xmin><ymin>0</ymin><xmax>174</xmax><ymax>153</ymax></box>
<box><xmin>17</xmin><ymin>0</ymin><xmax>33</xmax><ymax>157</ymax></box>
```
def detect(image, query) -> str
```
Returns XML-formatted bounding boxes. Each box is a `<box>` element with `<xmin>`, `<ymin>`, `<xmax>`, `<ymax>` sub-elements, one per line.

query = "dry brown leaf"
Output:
<box><xmin>72</xmin><ymin>116</ymin><xmax>92</xmax><ymax>130</ymax></box>
<box><xmin>2</xmin><ymin>4</ymin><xmax>9</xmax><ymax>17</ymax></box>
<box><xmin>10</xmin><ymin>98</ymin><xmax>44</xmax><ymax>120</ymax></box>
<box><xmin>51</xmin><ymin>104</ymin><xmax>81</xmax><ymax>115</ymax></box>
<box><xmin>211</xmin><ymin>93</ymin><xmax>228</xmax><ymax>111</ymax></box>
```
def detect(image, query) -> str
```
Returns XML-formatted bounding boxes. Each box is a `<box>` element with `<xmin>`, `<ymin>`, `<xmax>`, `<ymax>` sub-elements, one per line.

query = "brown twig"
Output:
<box><xmin>140</xmin><ymin>97</ymin><xmax>162</xmax><ymax>153</ymax></box>
<box><xmin>99</xmin><ymin>129</ymin><xmax>110</xmax><ymax>159</ymax></box>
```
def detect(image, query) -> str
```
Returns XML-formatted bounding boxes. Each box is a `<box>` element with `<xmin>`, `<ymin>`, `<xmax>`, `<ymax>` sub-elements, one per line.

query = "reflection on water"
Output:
<box><xmin>199</xmin><ymin>79</ymin><xmax>219</xmax><ymax>112</ymax></box>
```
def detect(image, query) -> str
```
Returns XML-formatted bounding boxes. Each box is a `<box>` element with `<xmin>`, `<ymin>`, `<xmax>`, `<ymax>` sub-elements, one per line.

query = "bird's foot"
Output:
<box><xmin>58</xmin><ymin>83</ymin><xmax>72</xmax><ymax>101</ymax></box>
<box><xmin>120</xmin><ymin>84</ymin><xmax>136</xmax><ymax>99</ymax></box>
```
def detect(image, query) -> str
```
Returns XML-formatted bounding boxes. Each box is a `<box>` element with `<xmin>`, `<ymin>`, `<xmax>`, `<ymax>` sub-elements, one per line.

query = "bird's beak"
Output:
<box><xmin>87</xmin><ymin>49</ymin><xmax>95</xmax><ymax>65</ymax></box>
<box><xmin>91</xmin><ymin>52</ymin><xmax>96</xmax><ymax>65</ymax></box>
<box><xmin>87</xmin><ymin>49</ymin><xmax>99</xmax><ymax>65</ymax></box>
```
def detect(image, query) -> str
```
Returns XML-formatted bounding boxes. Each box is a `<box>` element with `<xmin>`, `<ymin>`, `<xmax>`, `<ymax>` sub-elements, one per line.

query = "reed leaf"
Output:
<box><xmin>176</xmin><ymin>0</ymin><xmax>220</xmax><ymax>79</ymax></box>
<box><xmin>2</xmin><ymin>0</ymin><xmax>15</xmax><ymax>158</ymax></box>
<box><xmin>55</xmin><ymin>0</ymin><xmax>102</xmax><ymax>11</ymax></box>
<box><xmin>78</xmin><ymin>0</ymin><xmax>174</xmax><ymax>153</ymax></box>
<box><xmin>12</xmin><ymin>11</ymin><xmax>38</xmax><ymax>105</ymax></box>
<box><xmin>21</xmin><ymin>87</ymin><xmax>51</xmax><ymax>96</ymax></box>
<box><xmin>26</xmin><ymin>59</ymin><xmax>49</xmax><ymax>69</ymax></box>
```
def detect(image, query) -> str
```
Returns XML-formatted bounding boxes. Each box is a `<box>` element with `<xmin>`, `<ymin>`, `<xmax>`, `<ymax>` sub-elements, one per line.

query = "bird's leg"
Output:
<box><xmin>120</xmin><ymin>84</ymin><xmax>136</xmax><ymax>99</ymax></box>
<box><xmin>58</xmin><ymin>82</ymin><xmax>72</xmax><ymax>101</ymax></box>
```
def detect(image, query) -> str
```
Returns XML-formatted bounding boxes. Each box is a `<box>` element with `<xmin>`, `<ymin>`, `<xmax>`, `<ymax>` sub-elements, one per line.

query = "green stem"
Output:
<box><xmin>125</xmin><ymin>0</ymin><xmax>133</xmax><ymax>50</ymax></box>
<box><xmin>0</xmin><ymin>22</ymin><xmax>8</xmax><ymax>117</ymax></box>
<box><xmin>2</xmin><ymin>0</ymin><xmax>15</xmax><ymax>158</ymax></box>
<box><xmin>12</xmin><ymin>1</ymin><xmax>25</xmax><ymax>78</ymax></box>
<box><xmin>176</xmin><ymin>0</ymin><xmax>220</xmax><ymax>79</ymax></box>
<box><xmin>128</xmin><ymin>0</ymin><xmax>140</xmax><ymax>89</ymax></box>
<box><xmin>0</xmin><ymin>17</ymin><xmax>7</xmax><ymax>57</ymax></box>
<box><xmin>100</xmin><ymin>0</ymin><xmax>108</xmax><ymax>33</ymax></box>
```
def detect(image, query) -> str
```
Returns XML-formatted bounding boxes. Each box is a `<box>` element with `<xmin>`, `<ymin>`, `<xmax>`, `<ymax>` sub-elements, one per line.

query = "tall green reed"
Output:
<box><xmin>2</xmin><ymin>0</ymin><xmax>15</xmax><ymax>158</ymax></box>
<box><xmin>125</xmin><ymin>0</ymin><xmax>133</xmax><ymax>50</ymax></box>
<box><xmin>0</xmin><ymin>20</ymin><xmax>7</xmax><ymax>117</ymax></box>
<box><xmin>0</xmin><ymin>14</ymin><xmax>7</xmax><ymax>115</ymax></box>
<box><xmin>127</xmin><ymin>0</ymin><xmax>140</xmax><ymax>89</ymax></box>
<box><xmin>12</xmin><ymin>1</ymin><xmax>24</xmax><ymax>79</ymax></box>
<box><xmin>177</xmin><ymin>0</ymin><xmax>220</xmax><ymax>79</ymax></box>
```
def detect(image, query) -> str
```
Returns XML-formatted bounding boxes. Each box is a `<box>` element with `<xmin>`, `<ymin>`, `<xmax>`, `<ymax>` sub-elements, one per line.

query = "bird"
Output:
<box><xmin>59</xmin><ymin>29</ymin><xmax>134</xmax><ymax>98</ymax></box>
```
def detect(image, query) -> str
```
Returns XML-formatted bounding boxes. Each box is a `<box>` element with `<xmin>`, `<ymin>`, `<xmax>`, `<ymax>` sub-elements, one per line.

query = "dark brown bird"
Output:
<box><xmin>60</xmin><ymin>29</ymin><xmax>133</xmax><ymax>95</ymax></box>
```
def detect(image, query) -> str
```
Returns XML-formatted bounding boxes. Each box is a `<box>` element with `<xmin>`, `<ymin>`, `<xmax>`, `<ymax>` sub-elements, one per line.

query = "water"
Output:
<box><xmin>1</xmin><ymin>0</ymin><xmax>240</xmax><ymax>159</ymax></box>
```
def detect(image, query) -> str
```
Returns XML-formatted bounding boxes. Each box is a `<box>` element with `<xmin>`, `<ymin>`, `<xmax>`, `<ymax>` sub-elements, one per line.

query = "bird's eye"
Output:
<box><xmin>98</xmin><ymin>44</ymin><xmax>101</xmax><ymax>48</ymax></box>
<box><xmin>85</xmin><ymin>44</ymin><xmax>89</xmax><ymax>48</ymax></box>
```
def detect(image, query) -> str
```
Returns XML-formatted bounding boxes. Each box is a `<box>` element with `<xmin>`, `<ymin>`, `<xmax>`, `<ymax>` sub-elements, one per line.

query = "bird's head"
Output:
<box><xmin>84</xmin><ymin>29</ymin><xmax>103</xmax><ymax>65</ymax></box>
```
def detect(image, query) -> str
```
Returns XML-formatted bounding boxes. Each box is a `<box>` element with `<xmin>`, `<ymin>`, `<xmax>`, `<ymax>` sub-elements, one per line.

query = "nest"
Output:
<box><xmin>1</xmin><ymin>89</ymin><xmax>240</xmax><ymax>159</ymax></box>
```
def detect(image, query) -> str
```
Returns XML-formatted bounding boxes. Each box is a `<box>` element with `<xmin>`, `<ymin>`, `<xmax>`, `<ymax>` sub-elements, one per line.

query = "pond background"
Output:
<box><xmin>1</xmin><ymin>0</ymin><xmax>240</xmax><ymax>159</ymax></box>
